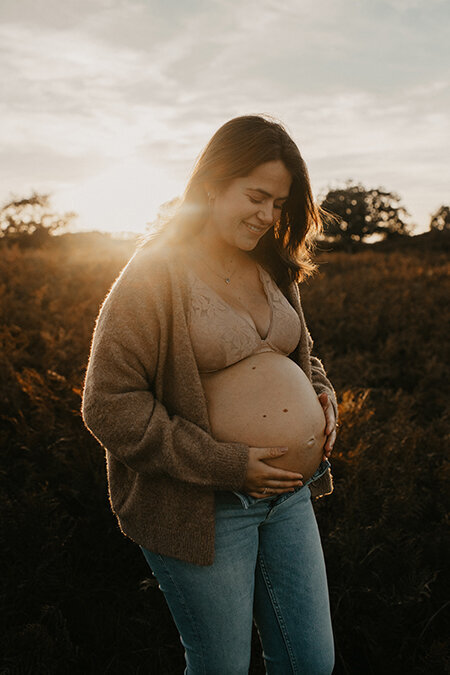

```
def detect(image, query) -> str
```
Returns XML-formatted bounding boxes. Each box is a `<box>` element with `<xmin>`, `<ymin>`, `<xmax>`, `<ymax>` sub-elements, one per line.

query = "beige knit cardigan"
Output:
<box><xmin>81</xmin><ymin>242</ymin><xmax>338</xmax><ymax>566</ymax></box>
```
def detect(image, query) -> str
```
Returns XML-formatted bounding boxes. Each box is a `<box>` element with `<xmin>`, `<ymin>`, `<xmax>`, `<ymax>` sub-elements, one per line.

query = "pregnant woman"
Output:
<box><xmin>82</xmin><ymin>114</ymin><xmax>339</xmax><ymax>674</ymax></box>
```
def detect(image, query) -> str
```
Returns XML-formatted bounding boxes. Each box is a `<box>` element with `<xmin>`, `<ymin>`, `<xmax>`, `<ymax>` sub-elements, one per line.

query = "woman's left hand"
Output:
<box><xmin>318</xmin><ymin>392</ymin><xmax>337</xmax><ymax>462</ymax></box>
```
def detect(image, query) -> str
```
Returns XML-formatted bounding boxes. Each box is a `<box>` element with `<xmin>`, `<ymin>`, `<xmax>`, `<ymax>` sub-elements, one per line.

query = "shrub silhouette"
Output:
<box><xmin>320</xmin><ymin>181</ymin><xmax>412</xmax><ymax>243</ymax></box>
<box><xmin>0</xmin><ymin>192</ymin><xmax>76</xmax><ymax>247</ymax></box>
<box><xmin>430</xmin><ymin>205</ymin><xmax>450</xmax><ymax>232</ymax></box>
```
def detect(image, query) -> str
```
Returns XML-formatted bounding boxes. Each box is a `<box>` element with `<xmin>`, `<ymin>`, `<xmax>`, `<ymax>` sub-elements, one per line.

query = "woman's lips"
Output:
<box><xmin>243</xmin><ymin>221</ymin><xmax>266</xmax><ymax>234</ymax></box>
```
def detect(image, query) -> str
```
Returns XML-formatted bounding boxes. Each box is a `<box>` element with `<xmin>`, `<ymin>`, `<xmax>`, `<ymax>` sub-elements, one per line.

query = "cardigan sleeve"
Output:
<box><xmin>289</xmin><ymin>280</ymin><xmax>339</xmax><ymax>424</ymax></box>
<box><xmin>81</xmin><ymin>256</ymin><xmax>249</xmax><ymax>492</ymax></box>
<box><xmin>305</xmin><ymin>323</ymin><xmax>339</xmax><ymax>423</ymax></box>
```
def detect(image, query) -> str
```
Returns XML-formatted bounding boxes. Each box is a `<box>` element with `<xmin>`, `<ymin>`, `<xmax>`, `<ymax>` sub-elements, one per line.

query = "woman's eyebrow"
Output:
<box><xmin>248</xmin><ymin>188</ymin><xmax>289</xmax><ymax>200</ymax></box>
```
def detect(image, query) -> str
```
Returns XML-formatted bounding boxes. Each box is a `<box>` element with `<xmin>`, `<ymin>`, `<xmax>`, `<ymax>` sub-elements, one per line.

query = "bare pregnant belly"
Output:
<box><xmin>201</xmin><ymin>352</ymin><xmax>327</xmax><ymax>481</ymax></box>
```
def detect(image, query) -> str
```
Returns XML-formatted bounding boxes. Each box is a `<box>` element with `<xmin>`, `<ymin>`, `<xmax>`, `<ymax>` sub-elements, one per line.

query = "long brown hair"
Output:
<box><xmin>140</xmin><ymin>114</ymin><xmax>325</xmax><ymax>291</ymax></box>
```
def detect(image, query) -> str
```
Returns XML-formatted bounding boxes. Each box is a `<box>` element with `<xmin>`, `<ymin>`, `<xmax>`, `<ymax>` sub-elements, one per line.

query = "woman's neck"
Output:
<box><xmin>192</xmin><ymin>226</ymin><xmax>251</xmax><ymax>272</ymax></box>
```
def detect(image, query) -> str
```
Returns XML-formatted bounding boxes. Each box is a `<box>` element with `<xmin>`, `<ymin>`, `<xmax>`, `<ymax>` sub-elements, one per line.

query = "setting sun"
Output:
<box><xmin>53</xmin><ymin>156</ymin><xmax>183</xmax><ymax>235</ymax></box>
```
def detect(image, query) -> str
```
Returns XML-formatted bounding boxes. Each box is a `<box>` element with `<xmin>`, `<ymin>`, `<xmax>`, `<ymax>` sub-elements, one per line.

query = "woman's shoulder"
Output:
<box><xmin>96</xmin><ymin>242</ymin><xmax>177</xmax><ymax>319</ymax></box>
<box><xmin>115</xmin><ymin>240</ymin><xmax>182</xmax><ymax>288</ymax></box>
<box><xmin>129</xmin><ymin>239</ymin><xmax>172</xmax><ymax>269</ymax></box>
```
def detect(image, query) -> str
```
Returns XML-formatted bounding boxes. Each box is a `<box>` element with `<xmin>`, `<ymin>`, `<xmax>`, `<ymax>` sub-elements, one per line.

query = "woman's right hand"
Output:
<box><xmin>243</xmin><ymin>446</ymin><xmax>303</xmax><ymax>499</ymax></box>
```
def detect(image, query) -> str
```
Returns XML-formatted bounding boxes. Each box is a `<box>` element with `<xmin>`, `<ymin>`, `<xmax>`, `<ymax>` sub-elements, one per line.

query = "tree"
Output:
<box><xmin>429</xmin><ymin>205</ymin><xmax>450</xmax><ymax>232</ymax></box>
<box><xmin>0</xmin><ymin>191</ymin><xmax>77</xmax><ymax>246</ymax></box>
<box><xmin>320</xmin><ymin>180</ymin><xmax>411</xmax><ymax>242</ymax></box>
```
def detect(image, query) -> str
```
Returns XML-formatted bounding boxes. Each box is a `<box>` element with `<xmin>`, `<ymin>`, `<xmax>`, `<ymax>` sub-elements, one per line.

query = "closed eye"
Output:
<box><xmin>249</xmin><ymin>196</ymin><xmax>284</xmax><ymax>210</ymax></box>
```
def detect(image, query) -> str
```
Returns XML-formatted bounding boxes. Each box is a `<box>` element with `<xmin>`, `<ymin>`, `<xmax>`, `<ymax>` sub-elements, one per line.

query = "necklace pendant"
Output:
<box><xmin>225</xmin><ymin>277</ymin><xmax>231</xmax><ymax>284</ymax></box>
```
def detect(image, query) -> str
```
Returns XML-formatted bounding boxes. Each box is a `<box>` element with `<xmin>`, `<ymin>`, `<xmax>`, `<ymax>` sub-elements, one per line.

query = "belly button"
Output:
<box><xmin>283</xmin><ymin>408</ymin><xmax>288</xmax><ymax>412</ymax></box>
<box><xmin>306</xmin><ymin>437</ymin><xmax>315</xmax><ymax>446</ymax></box>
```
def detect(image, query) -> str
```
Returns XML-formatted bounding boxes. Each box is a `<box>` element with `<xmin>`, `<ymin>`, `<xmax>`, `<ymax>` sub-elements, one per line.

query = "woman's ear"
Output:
<box><xmin>203</xmin><ymin>182</ymin><xmax>216</xmax><ymax>200</ymax></box>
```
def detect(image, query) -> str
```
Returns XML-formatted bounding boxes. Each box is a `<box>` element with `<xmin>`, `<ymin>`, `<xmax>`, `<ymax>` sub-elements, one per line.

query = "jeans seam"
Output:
<box><xmin>257</xmin><ymin>552</ymin><xmax>298</xmax><ymax>674</ymax></box>
<box><xmin>272</xmin><ymin>484</ymin><xmax>303</xmax><ymax>507</ymax></box>
<box><xmin>231</xmin><ymin>491</ymin><xmax>250</xmax><ymax>508</ymax></box>
<box><xmin>157</xmin><ymin>554</ymin><xmax>207</xmax><ymax>675</ymax></box>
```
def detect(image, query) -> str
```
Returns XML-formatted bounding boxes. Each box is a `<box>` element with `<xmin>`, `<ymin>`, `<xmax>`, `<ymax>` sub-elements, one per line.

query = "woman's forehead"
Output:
<box><xmin>241</xmin><ymin>161</ymin><xmax>292</xmax><ymax>197</ymax></box>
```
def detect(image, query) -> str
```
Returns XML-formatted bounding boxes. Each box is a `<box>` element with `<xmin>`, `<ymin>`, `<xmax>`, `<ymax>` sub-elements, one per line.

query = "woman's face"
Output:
<box><xmin>206</xmin><ymin>160</ymin><xmax>293</xmax><ymax>252</ymax></box>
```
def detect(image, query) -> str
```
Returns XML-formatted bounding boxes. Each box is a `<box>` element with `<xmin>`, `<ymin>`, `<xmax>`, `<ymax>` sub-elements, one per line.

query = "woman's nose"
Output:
<box><xmin>257</xmin><ymin>204</ymin><xmax>274</xmax><ymax>225</ymax></box>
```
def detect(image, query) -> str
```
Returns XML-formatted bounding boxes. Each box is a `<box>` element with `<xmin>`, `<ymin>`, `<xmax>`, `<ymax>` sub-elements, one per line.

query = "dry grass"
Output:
<box><xmin>1</xmin><ymin>233</ymin><xmax>449</xmax><ymax>674</ymax></box>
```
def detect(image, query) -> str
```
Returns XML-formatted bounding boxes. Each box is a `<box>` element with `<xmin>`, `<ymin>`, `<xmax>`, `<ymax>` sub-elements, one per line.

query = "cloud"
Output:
<box><xmin>0</xmin><ymin>145</ymin><xmax>109</xmax><ymax>187</ymax></box>
<box><xmin>381</xmin><ymin>0</ymin><xmax>446</xmax><ymax>9</ymax></box>
<box><xmin>0</xmin><ymin>20</ymin><xmax>182</xmax><ymax>165</ymax></box>
<box><xmin>0</xmin><ymin>0</ymin><xmax>448</xmax><ymax>233</ymax></box>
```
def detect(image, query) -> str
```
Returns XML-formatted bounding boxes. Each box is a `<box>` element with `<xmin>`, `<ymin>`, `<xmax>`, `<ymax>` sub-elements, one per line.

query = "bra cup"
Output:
<box><xmin>186</xmin><ymin>264</ymin><xmax>301</xmax><ymax>374</ymax></box>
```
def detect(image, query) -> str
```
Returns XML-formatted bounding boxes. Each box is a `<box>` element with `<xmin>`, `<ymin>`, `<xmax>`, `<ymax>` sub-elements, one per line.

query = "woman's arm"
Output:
<box><xmin>307</xmin><ymin>331</ymin><xmax>339</xmax><ymax>423</ymax></box>
<box><xmin>288</xmin><ymin>281</ymin><xmax>339</xmax><ymax>422</ymax></box>
<box><xmin>82</xmin><ymin>256</ymin><xmax>249</xmax><ymax>492</ymax></box>
<box><xmin>304</xmin><ymin>329</ymin><xmax>339</xmax><ymax>459</ymax></box>
<box><xmin>288</xmin><ymin>281</ymin><xmax>339</xmax><ymax>460</ymax></box>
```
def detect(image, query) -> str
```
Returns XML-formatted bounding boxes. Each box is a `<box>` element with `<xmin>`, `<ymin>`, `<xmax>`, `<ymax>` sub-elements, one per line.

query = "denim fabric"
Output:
<box><xmin>139</xmin><ymin>474</ymin><xmax>334</xmax><ymax>675</ymax></box>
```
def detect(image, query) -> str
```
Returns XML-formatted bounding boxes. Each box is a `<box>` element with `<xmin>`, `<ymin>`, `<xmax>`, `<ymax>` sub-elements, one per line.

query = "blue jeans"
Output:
<box><xmin>139</xmin><ymin>462</ymin><xmax>334</xmax><ymax>675</ymax></box>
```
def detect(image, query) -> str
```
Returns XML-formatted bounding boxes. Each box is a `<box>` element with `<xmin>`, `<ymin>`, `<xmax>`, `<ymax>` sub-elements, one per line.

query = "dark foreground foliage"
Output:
<box><xmin>1</xmin><ymin>232</ymin><xmax>449</xmax><ymax>674</ymax></box>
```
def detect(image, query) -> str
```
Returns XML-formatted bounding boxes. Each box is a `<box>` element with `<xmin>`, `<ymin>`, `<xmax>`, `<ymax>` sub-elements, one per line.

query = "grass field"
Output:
<box><xmin>1</xmin><ymin>231</ymin><xmax>449</xmax><ymax>674</ymax></box>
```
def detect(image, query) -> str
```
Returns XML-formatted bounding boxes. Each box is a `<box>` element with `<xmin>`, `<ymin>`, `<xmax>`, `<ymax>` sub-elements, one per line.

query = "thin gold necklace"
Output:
<box><xmin>194</xmin><ymin>247</ymin><xmax>239</xmax><ymax>284</ymax></box>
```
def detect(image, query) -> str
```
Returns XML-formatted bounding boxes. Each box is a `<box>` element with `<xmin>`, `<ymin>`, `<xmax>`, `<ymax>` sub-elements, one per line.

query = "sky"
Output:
<box><xmin>1</xmin><ymin>0</ymin><xmax>449</xmax><ymax>236</ymax></box>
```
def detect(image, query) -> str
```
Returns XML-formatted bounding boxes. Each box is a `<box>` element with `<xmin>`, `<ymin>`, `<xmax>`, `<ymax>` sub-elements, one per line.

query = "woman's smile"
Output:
<box><xmin>243</xmin><ymin>220</ymin><xmax>268</xmax><ymax>235</ymax></box>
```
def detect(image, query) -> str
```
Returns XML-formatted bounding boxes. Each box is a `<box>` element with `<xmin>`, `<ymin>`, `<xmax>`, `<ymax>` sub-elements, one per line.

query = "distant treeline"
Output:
<box><xmin>1</xmin><ymin>188</ymin><xmax>449</xmax><ymax>248</ymax></box>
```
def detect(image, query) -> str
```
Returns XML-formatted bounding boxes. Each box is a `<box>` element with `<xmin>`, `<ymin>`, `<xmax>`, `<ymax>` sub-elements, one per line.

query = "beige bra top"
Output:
<box><xmin>185</xmin><ymin>262</ymin><xmax>302</xmax><ymax>373</ymax></box>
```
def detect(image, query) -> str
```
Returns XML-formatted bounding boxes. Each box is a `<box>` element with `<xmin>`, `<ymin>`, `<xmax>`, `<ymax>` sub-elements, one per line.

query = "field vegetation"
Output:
<box><xmin>1</xmin><ymin>230</ymin><xmax>449</xmax><ymax>674</ymax></box>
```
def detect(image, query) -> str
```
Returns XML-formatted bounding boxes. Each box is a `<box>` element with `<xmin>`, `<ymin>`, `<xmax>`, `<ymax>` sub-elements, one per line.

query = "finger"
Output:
<box><xmin>323</xmin><ymin>409</ymin><xmax>336</xmax><ymax>436</ymax></box>
<box><xmin>323</xmin><ymin>446</ymin><xmax>333</xmax><ymax>459</ymax></box>
<box><xmin>324</xmin><ymin>429</ymin><xmax>337</xmax><ymax>452</ymax></box>
<box><xmin>261</xmin><ymin>465</ymin><xmax>304</xmax><ymax>480</ymax></box>
<box><xmin>257</xmin><ymin>458</ymin><xmax>303</xmax><ymax>479</ymax></box>
<box><xmin>252</xmin><ymin>447</ymin><xmax>306</xmax><ymax>479</ymax></box>
<box><xmin>325</xmin><ymin>421</ymin><xmax>335</xmax><ymax>436</ymax></box>
<box><xmin>249</xmin><ymin>486</ymin><xmax>296</xmax><ymax>498</ymax></box>
<box><xmin>264</xmin><ymin>478</ymin><xmax>303</xmax><ymax>489</ymax></box>
<box><xmin>323</xmin><ymin>403</ymin><xmax>334</xmax><ymax>424</ymax></box>
<box><xmin>319</xmin><ymin>393</ymin><xmax>332</xmax><ymax>415</ymax></box>
<box><xmin>254</xmin><ymin>445</ymin><xmax>289</xmax><ymax>460</ymax></box>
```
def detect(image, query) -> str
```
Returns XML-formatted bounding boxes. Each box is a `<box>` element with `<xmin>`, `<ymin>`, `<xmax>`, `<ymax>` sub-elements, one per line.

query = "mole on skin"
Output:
<box><xmin>201</xmin><ymin>352</ymin><xmax>327</xmax><ymax>480</ymax></box>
